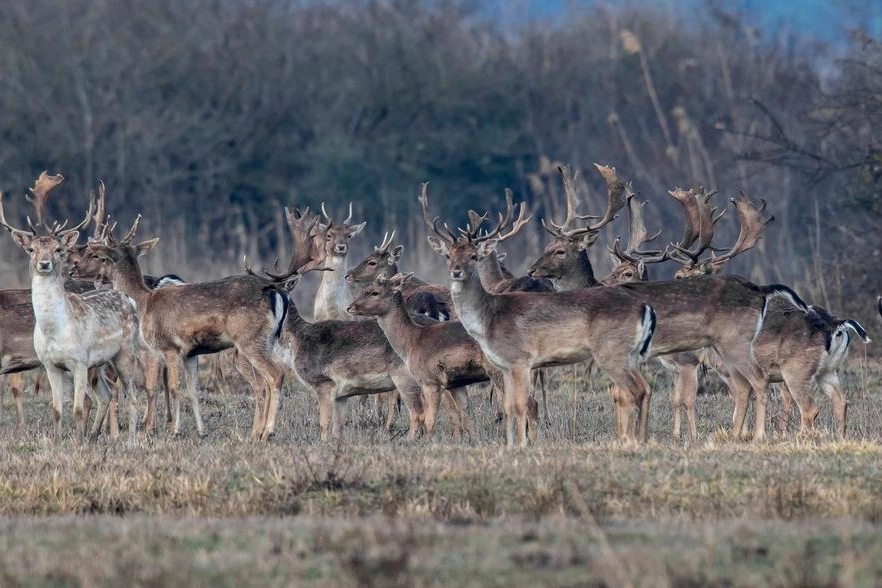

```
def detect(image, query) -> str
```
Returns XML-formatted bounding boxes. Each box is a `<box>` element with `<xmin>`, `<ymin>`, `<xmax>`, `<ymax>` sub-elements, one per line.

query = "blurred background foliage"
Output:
<box><xmin>0</xmin><ymin>0</ymin><xmax>879</xmax><ymax>322</ymax></box>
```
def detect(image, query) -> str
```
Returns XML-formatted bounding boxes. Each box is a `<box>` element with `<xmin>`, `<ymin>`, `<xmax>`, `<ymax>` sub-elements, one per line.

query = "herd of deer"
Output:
<box><xmin>0</xmin><ymin>165</ymin><xmax>874</xmax><ymax>448</ymax></box>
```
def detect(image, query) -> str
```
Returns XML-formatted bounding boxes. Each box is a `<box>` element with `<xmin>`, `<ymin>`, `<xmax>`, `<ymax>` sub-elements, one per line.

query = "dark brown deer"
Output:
<box><xmin>422</xmin><ymin>183</ymin><xmax>657</xmax><ymax>447</ymax></box>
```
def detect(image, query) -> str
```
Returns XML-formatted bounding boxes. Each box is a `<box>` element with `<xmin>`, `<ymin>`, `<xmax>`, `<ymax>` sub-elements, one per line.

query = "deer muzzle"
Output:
<box><xmin>36</xmin><ymin>260</ymin><xmax>53</xmax><ymax>273</ymax></box>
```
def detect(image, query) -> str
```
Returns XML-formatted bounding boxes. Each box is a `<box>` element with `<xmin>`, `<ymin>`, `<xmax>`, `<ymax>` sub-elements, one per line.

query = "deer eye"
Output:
<box><xmin>326</xmin><ymin>235</ymin><xmax>332</xmax><ymax>241</ymax></box>
<box><xmin>555</xmin><ymin>250</ymin><xmax>565</xmax><ymax>256</ymax></box>
<box><xmin>371</xmin><ymin>290</ymin><xmax>379</xmax><ymax>297</ymax></box>
<box><xmin>470</xmin><ymin>254</ymin><xmax>477</xmax><ymax>261</ymax></box>
<box><xmin>26</xmin><ymin>247</ymin><xmax>34</xmax><ymax>254</ymax></box>
<box><xmin>624</xmin><ymin>271</ymin><xmax>633</xmax><ymax>278</ymax></box>
<box><xmin>55</xmin><ymin>247</ymin><xmax>63</xmax><ymax>253</ymax></box>
<box><xmin>367</xmin><ymin>260</ymin><xmax>377</xmax><ymax>266</ymax></box>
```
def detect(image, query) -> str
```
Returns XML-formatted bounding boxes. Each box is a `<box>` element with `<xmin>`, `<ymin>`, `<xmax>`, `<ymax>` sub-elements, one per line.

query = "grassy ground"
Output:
<box><xmin>1</xmin><ymin>356</ymin><xmax>881</xmax><ymax>586</ymax></box>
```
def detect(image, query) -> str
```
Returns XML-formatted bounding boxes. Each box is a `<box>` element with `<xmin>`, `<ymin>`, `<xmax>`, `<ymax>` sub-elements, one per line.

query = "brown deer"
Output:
<box><xmin>422</xmin><ymin>183</ymin><xmax>657</xmax><ymax>446</ymax></box>
<box><xmin>347</xmin><ymin>272</ymin><xmax>518</xmax><ymax>441</ymax></box>
<box><xmin>82</xmin><ymin>217</ymin><xmax>293</xmax><ymax>441</ymax></box>
<box><xmin>529</xmin><ymin>165</ymin><xmax>811</xmax><ymax>442</ymax></box>
<box><xmin>0</xmin><ymin>177</ymin><xmax>144</xmax><ymax>444</ymax></box>
<box><xmin>313</xmin><ymin>203</ymin><xmax>366</xmax><ymax>321</ymax></box>
<box><xmin>346</xmin><ymin>231</ymin><xmax>455</xmax><ymax>321</ymax></box>
<box><xmin>604</xmin><ymin>186</ymin><xmax>858</xmax><ymax>439</ymax></box>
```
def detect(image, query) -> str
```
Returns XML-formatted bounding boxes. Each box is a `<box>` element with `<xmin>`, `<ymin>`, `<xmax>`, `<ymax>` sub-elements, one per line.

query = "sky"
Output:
<box><xmin>484</xmin><ymin>0</ymin><xmax>882</xmax><ymax>43</ymax></box>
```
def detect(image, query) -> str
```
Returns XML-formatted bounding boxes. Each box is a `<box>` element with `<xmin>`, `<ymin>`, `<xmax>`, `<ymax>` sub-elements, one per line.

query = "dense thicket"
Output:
<box><xmin>0</xmin><ymin>0</ymin><xmax>879</xmax><ymax>322</ymax></box>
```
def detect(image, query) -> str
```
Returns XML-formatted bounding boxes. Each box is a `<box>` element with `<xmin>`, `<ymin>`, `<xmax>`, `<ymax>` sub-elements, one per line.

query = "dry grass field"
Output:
<box><xmin>1</xmin><ymin>354</ymin><xmax>882</xmax><ymax>586</ymax></box>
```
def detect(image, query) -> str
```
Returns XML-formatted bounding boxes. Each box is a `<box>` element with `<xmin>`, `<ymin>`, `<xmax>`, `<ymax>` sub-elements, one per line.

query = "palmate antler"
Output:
<box><xmin>609</xmin><ymin>189</ymin><xmax>667</xmax><ymax>267</ymax></box>
<box><xmin>419</xmin><ymin>182</ymin><xmax>458</xmax><ymax>245</ymax></box>
<box><xmin>668</xmin><ymin>187</ymin><xmax>726</xmax><ymax>272</ymax></box>
<box><xmin>26</xmin><ymin>171</ymin><xmax>64</xmax><ymax>229</ymax></box>
<box><xmin>542</xmin><ymin>163</ymin><xmax>627</xmax><ymax>241</ymax></box>
<box><xmin>0</xmin><ymin>172</ymin><xmax>93</xmax><ymax>238</ymax></box>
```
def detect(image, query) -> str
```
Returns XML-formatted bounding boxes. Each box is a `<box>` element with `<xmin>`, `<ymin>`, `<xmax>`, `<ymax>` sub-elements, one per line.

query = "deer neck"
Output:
<box><xmin>450</xmin><ymin>270</ymin><xmax>492</xmax><ymax>340</ymax></box>
<box><xmin>477</xmin><ymin>253</ymin><xmax>508</xmax><ymax>290</ymax></box>
<box><xmin>30</xmin><ymin>271</ymin><xmax>75</xmax><ymax>337</ymax></box>
<box><xmin>555</xmin><ymin>251</ymin><xmax>599</xmax><ymax>291</ymax></box>
<box><xmin>109</xmin><ymin>252</ymin><xmax>153</xmax><ymax>308</ymax></box>
<box><xmin>315</xmin><ymin>254</ymin><xmax>352</xmax><ymax>319</ymax></box>
<box><xmin>374</xmin><ymin>293</ymin><xmax>420</xmax><ymax>360</ymax></box>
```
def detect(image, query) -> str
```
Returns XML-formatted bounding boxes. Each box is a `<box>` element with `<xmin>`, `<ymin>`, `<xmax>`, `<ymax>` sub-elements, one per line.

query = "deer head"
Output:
<box><xmin>529</xmin><ymin>164</ymin><xmax>625</xmax><ymax>282</ymax></box>
<box><xmin>346</xmin><ymin>272</ymin><xmax>411</xmax><ymax>317</ymax></box>
<box><xmin>319</xmin><ymin>202</ymin><xmax>366</xmax><ymax>257</ymax></box>
<box><xmin>672</xmin><ymin>191</ymin><xmax>772</xmax><ymax>278</ymax></box>
<box><xmin>0</xmin><ymin>174</ymin><xmax>93</xmax><ymax>277</ymax></box>
<box><xmin>345</xmin><ymin>231</ymin><xmax>404</xmax><ymax>285</ymax></box>
<box><xmin>602</xmin><ymin>190</ymin><xmax>666</xmax><ymax>284</ymax></box>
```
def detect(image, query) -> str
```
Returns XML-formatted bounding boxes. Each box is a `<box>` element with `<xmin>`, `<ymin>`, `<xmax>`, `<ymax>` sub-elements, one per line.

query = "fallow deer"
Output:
<box><xmin>529</xmin><ymin>164</ymin><xmax>810</xmax><ymax>442</ymax></box>
<box><xmin>346</xmin><ymin>231</ymin><xmax>455</xmax><ymax>321</ymax></box>
<box><xmin>422</xmin><ymin>183</ymin><xmax>657</xmax><ymax>447</ymax></box>
<box><xmin>313</xmin><ymin>203</ymin><xmax>366</xmax><ymax>321</ymax></box>
<box><xmin>82</xmin><ymin>217</ymin><xmax>292</xmax><ymax>441</ymax></box>
<box><xmin>347</xmin><ymin>272</ymin><xmax>517</xmax><ymax>441</ymax></box>
<box><xmin>0</xmin><ymin>176</ymin><xmax>144</xmax><ymax>444</ymax></box>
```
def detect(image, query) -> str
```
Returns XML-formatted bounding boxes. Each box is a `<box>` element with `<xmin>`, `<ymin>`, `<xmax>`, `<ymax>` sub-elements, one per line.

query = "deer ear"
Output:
<box><xmin>11</xmin><ymin>230</ymin><xmax>33</xmax><ymax>250</ymax></box>
<box><xmin>475</xmin><ymin>239</ymin><xmax>498</xmax><ymax>258</ymax></box>
<box><xmin>348</xmin><ymin>222</ymin><xmax>366</xmax><ymax>237</ymax></box>
<box><xmin>580</xmin><ymin>232</ymin><xmax>599</xmax><ymax>251</ymax></box>
<box><xmin>60</xmin><ymin>231</ymin><xmax>79</xmax><ymax>249</ymax></box>
<box><xmin>388</xmin><ymin>245</ymin><xmax>404</xmax><ymax>264</ymax></box>
<box><xmin>427</xmin><ymin>236</ymin><xmax>448</xmax><ymax>256</ymax></box>
<box><xmin>389</xmin><ymin>272</ymin><xmax>411</xmax><ymax>292</ymax></box>
<box><xmin>136</xmin><ymin>238</ymin><xmax>159</xmax><ymax>257</ymax></box>
<box><xmin>637</xmin><ymin>261</ymin><xmax>646</xmax><ymax>279</ymax></box>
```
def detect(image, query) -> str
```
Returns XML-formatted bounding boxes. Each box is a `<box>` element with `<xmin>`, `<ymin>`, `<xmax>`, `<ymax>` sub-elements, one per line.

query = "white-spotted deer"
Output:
<box><xmin>422</xmin><ymin>183</ymin><xmax>657</xmax><ymax>447</ymax></box>
<box><xmin>0</xmin><ymin>174</ymin><xmax>144</xmax><ymax>444</ymax></box>
<box><xmin>313</xmin><ymin>203</ymin><xmax>366</xmax><ymax>321</ymax></box>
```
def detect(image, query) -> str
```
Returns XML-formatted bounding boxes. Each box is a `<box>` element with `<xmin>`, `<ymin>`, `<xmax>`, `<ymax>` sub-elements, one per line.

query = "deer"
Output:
<box><xmin>662</xmin><ymin>191</ymin><xmax>867</xmax><ymax>438</ymax></box>
<box><xmin>421</xmin><ymin>182</ymin><xmax>657</xmax><ymax>447</ymax></box>
<box><xmin>347</xmin><ymin>272</ymin><xmax>523</xmax><ymax>442</ymax></box>
<box><xmin>266</xmin><ymin>209</ymin><xmax>436</xmax><ymax>441</ymax></box>
<box><xmin>0</xmin><ymin>174</ymin><xmax>144</xmax><ymax>445</ymax></box>
<box><xmin>528</xmin><ymin>164</ymin><xmax>811</xmax><ymax>442</ymax></box>
<box><xmin>312</xmin><ymin>203</ymin><xmax>366</xmax><ymax>321</ymax></box>
<box><xmin>346</xmin><ymin>231</ymin><xmax>455</xmax><ymax>321</ymax></box>
<box><xmin>81</xmin><ymin>216</ymin><xmax>294</xmax><ymax>441</ymax></box>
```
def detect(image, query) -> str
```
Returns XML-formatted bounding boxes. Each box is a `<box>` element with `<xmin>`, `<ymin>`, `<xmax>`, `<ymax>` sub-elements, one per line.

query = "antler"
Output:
<box><xmin>624</xmin><ymin>190</ymin><xmax>662</xmax><ymax>254</ymax></box>
<box><xmin>419</xmin><ymin>182</ymin><xmax>457</xmax><ymax>244</ymax></box>
<box><xmin>668</xmin><ymin>187</ymin><xmax>724</xmax><ymax>269</ymax></box>
<box><xmin>374</xmin><ymin>230</ymin><xmax>396</xmax><ymax>254</ymax></box>
<box><xmin>283</xmin><ymin>205</ymin><xmax>328</xmax><ymax>274</ymax></box>
<box><xmin>91</xmin><ymin>181</ymin><xmax>107</xmax><ymax>239</ymax></box>
<box><xmin>589</xmin><ymin>163</ymin><xmax>628</xmax><ymax>231</ymax></box>
<box><xmin>466</xmin><ymin>188</ymin><xmax>517</xmax><ymax>244</ymax></box>
<box><xmin>542</xmin><ymin>165</ymin><xmax>596</xmax><ymax>238</ymax></box>
<box><xmin>26</xmin><ymin>171</ymin><xmax>64</xmax><ymax>229</ymax></box>
<box><xmin>0</xmin><ymin>192</ymin><xmax>32</xmax><ymax>235</ymax></box>
<box><xmin>700</xmin><ymin>192</ymin><xmax>774</xmax><ymax>272</ymax></box>
<box><xmin>320</xmin><ymin>201</ymin><xmax>355</xmax><ymax>227</ymax></box>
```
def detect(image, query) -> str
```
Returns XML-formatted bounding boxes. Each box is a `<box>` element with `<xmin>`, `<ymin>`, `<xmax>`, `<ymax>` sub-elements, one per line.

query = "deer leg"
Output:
<box><xmin>776</xmin><ymin>383</ymin><xmax>793</xmax><ymax>435</ymax></box>
<box><xmin>163</xmin><ymin>353</ymin><xmax>185</xmax><ymax>436</ymax></box>
<box><xmin>44</xmin><ymin>367</ymin><xmax>66</xmax><ymax>443</ymax></box>
<box><xmin>451</xmin><ymin>386</ymin><xmax>476</xmax><ymax>442</ymax></box>
<box><xmin>383</xmin><ymin>389</ymin><xmax>399</xmax><ymax>432</ymax></box>
<box><xmin>113</xmin><ymin>351</ymin><xmax>143</xmax><ymax>447</ymax></box>
<box><xmin>531</xmin><ymin>368</ymin><xmax>550</xmax><ymax>426</ymax></box>
<box><xmin>163</xmin><ymin>364</ymin><xmax>172</xmax><ymax>423</ymax></box>
<box><xmin>72</xmin><ymin>366</ymin><xmax>91</xmax><ymax>444</ymax></box>
<box><xmin>333</xmin><ymin>394</ymin><xmax>350</xmax><ymax>440</ymax></box>
<box><xmin>86</xmin><ymin>368</ymin><xmax>112</xmax><ymax>441</ymax></box>
<box><xmin>315</xmin><ymin>382</ymin><xmax>335</xmax><ymax>442</ymax></box>
<box><xmin>423</xmin><ymin>383</ymin><xmax>444</xmax><ymax>437</ymax></box>
<box><xmin>143</xmin><ymin>353</ymin><xmax>162</xmax><ymax>433</ymax></box>
<box><xmin>237</xmin><ymin>346</ymin><xmax>283</xmax><ymax>441</ymax></box>
<box><xmin>182</xmin><ymin>356</ymin><xmax>205</xmax><ymax>437</ymax></box>
<box><xmin>233</xmin><ymin>353</ymin><xmax>265</xmax><ymax>439</ymax></box>
<box><xmin>818</xmin><ymin>372</ymin><xmax>846</xmax><ymax>438</ymax></box>
<box><xmin>725</xmin><ymin>370</ymin><xmax>752</xmax><ymax>440</ymax></box>
<box><xmin>390</xmin><ymin>369</ymin><xmax>425</xmax><ymax>441</ymax></box>
<box><xmin>507</xmin><ymin>364</ymin><xmax>531</xmax><ymax>448</ymax></box>
<box><xmin>440</xmin><ymin>389</ymin><xmax>462</xmax><ymax>441</ymax></box>
<box><xmin>9</xmin><ymin>374</ymin><xmax>25</xmax><ymax>434</ymax></box>
<box><xmin>675</xmin><ymin>362</ymin><xmax>699</xmax><ymax>442</ymax></box>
